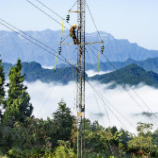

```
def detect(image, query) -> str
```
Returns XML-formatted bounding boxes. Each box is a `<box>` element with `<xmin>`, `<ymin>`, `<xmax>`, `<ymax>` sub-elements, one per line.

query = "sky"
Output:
<box><xmin>0</xmin><ymin>0</ymin><xmax>158</xmax><ymax>50</ymax></box>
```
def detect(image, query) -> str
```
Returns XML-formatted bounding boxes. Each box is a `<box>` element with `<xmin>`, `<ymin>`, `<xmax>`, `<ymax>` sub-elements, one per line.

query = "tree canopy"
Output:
<box><xmin>3</xmin><ymin>59</ymin><xmax>33</xmax><ymax>124</ymax></box>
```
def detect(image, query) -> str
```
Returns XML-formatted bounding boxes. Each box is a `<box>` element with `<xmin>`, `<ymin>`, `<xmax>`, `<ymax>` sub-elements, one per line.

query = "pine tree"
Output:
<box><xmin>52</xmin><ymin>99</ymin><xmax>74</xmax><ymax>146</ymax></box>
<box><xmin>3</xmin><ymin>59</ymin><xmax>33</xmax><ymax>124</ymax></box>
<box><xmin>0</xmin><ymin>59</ymin><xmax>5</xmax><ymax>123</ymax></box>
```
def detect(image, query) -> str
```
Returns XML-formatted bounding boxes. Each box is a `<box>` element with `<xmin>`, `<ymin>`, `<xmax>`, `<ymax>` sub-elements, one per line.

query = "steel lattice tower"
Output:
<box><xmin>76</xmin><ymin>0</ymin><xmax>85</xmax><ymax>158</ymax></box>
<box><xmin>62</xmin><ymin>1</ymin><xmax>103</xmax><ymax>157</ymax></box>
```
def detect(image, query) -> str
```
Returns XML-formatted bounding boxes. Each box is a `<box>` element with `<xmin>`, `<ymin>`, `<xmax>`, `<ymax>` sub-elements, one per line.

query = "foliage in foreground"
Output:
<box><xmin>1</xmin><ymin>59</ymin><xmax>158</xmax><ymax>157</ymax></box>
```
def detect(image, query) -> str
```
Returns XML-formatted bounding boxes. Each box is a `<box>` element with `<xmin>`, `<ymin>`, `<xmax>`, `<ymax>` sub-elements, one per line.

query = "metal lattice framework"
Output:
<box><xmin>76</xmin><ymin>0</ymin><xmax>85</xmax><ymax>158</ymax></box>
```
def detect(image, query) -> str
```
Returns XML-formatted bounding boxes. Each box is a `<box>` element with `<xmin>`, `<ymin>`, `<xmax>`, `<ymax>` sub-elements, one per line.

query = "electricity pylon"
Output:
<box><xmin>61</xmin><ymin>1</ymin><xmax>103</xmax><ymax>157</ymax></box>
<box><xmin>76</xmin><ymin>1</ymin><xmax>85</xmax><ymax>158</ymax></box>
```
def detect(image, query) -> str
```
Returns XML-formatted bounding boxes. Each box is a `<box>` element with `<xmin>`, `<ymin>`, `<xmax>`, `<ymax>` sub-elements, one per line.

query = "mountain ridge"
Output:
<box><xmin>90</xmin><ymin>63</ymin><xmax>158</xmax><ymax>88</ymax></box>
<box><xmin>3</xmin><ymin>61</ymin><xmax>158</xmax><ymax>88</ymax></box>
<box><xmin>1</xmin><ymin>30</ymin><xmax>158</xmax><ymax>66</ymax></box>
<box><xmin>89</xmin><ymin>57</ymin><xmax>158</xmax><ymax>74</ymax></box>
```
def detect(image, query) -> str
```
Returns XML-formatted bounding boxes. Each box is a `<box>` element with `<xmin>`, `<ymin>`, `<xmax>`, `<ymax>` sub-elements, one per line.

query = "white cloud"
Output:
<box><xmin>86</xmin><ymin>70</ymin><xmax>111</xmax><ymax>77</ymax></box>
<box><xmin>24</xmin><ymin>80</ymin><xmax>158</xmax><ymax>134</ymax></box>
<box><xmin>41</xmin><ymin>66</ymin><xmax>54</xmax><ymax>69</ymax></box>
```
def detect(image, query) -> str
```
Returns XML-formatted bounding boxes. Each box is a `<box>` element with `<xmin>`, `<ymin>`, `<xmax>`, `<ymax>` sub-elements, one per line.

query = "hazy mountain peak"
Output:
<box><xmin>1</xmin><ymin>30</ymin><xmax>158</xmax><ymax>65</ymax></box>
<box><xmin>86</xmin><ymin>31</ymin><xmax>114</xmax><ymax>40</ymax></box>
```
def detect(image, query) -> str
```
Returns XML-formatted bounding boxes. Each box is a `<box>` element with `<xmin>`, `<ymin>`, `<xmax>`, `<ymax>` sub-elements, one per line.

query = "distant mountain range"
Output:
<box><xmin>3</xmin><ymin>59</ymin><xmax>158</xmax><ymax>88</ymax></box>
<box><xmin>87</xmin><ymin>57</ymin><xmax>158</xmax><ymax>74</ymax></box>
<box><xmin>90</xmin><ymin>64</ymin><xmax>158</xmax><ymax>88</ymax></box>
<box><xmin>0</xmin><ymin>30</ymin><xmax>158</xmax><ymax>66</ymax></box>
<box><xmin>3</xmin><ymin>62</ymin><xmax>77</xmax><ymax>84</ymax></box>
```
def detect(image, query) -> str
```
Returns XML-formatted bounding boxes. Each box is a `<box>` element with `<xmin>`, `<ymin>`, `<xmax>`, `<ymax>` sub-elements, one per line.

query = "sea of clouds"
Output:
<box><xmin>24</xmin><ymin>79</ymin><xmax>158</xmax><ymax>134</ymax></box>
<box><xmin>86</xmin><ymin>70</ymin><xmax>111</xmax><ymax>77</ymax></box>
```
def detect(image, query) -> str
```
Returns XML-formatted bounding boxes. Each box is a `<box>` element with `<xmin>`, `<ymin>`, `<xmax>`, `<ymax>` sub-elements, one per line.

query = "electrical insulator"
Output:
<box><xmin>101</xmin><ymin>45</ymin><xmax>104</xmax><ymax>54</ymax></box>
<box><xmin>81</xmin><ymin>107</ymin><xmax>84</xmax><ymax>112</ymax></box>
<box><xmin>58</xmin><ymin>46</ymin><xmax>62</xmax><ymax>55</ymax></box>
<box><xmin>66</xmin><ymin>15</ymin><xmax>70</xmax><ymax>23</ymax></box>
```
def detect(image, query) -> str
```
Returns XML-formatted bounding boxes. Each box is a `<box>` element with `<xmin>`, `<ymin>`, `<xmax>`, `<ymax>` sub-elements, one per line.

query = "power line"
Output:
<box><xmin>69</xmin><ymin>1</ymin><xmax>78</xmax><ymax>12</ymax></box>
<box><xmin>87</xmin><ymin>45</ymin><xmax>158</xmax><ymax>126</ymax></box>
<box><xmin>87</xmin><ymin>79</ymin><xmax>131</xmax><ymax>129</ymax></box>
<box><xmin>85</xmin><ymin>48</ymin><xmax>136</xmax><ymax>128</ymax></box>
<box><xmin>85</xmin><ymin>0</ymin><xmax>103</xmax><ymax>41</ymax></box>
<box><xmin>0</xmin><ymin>20</ymin><xmax>77</xmax><ymax>71</ymax></box>
<box><xmin>34</xmin><ymin>0</ymin><xmax>76</xmax><ymax>28</ymax></box>
<box><xmin>85</xmin><ymin>48</ymin><xmax>134</xmax><ymax>128</ymax></box>
<box><xmin>0</xmin><ymin>18</ymin><xmax>79</xmax><ymax>82</ymax></box>
<box><xmin>86</xmin><ymin>49</ymin><xmax>113</xmax><ymax>128</ymax></box>
<box><xmin>92</xmin><ymin>44</ymin><xmax>158</xmax><ymax>121</ymax></box>
<box><xmin>103</xmin><ymin>53</ymin><xmax>158</xmax><ymax>120</ymax></box>
<box><xmin>0</xmin><ymin>17</ymin><xmax>77</xmax><ymax>67</ymax></box>
<box><xmin>35</xmin><ymin>0</ymin><xmax>65</xmax><ymax>20</ymax></box>
<box><xmin>93</xmin><ymin>91</ymin><xmax>115</xmax><ymax>157</ymax></box>
<box><xmin>26</xmin><ymin>0</ymin><xmax>69</xmax><ymax>30</ymax></box>
<box><xmin>0</xmin><ymin>18</ymin><xmax>56</xmax><ymax>52</ymax></box>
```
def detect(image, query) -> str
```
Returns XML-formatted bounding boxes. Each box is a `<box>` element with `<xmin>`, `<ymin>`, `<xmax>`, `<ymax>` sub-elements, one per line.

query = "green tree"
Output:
<box><xmin>137</xmin><ymin>122</ymin><xmax>153</xmax><ymax>136</ymax></box>
<box><xmin>127</xmin><ymin>123</ymin><xmax>156</xmax><ymax>157</ymax></box>
<box><xmin>3</xmin><ymin>59</ymin><xmax>33</xmax><ymax>124</ymax></box>
<box><xmin>52</xmin><ymin>141</ymin><xmax>76</xmax><ymax>158</ymax></box>
<box><xmin>0</xmin><ymin>59</ymin><xmax>5</xmax><ymax>122</ymax></box>
<box><xmin>52</xmin><ymin>99</ymin><xmax>74</xmax><ymax>146</ymax></box>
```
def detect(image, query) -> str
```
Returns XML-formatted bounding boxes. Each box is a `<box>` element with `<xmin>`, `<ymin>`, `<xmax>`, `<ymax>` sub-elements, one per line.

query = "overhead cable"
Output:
<box><xmin>86</xmin><ymin>47</ymin><xmax>135</xmax><ymax>128</ymax></box>
<box><xmin>26</xmin><ymin>0</ymin><xmax>69</xmax><ymax>29</ymax></box>
<box><xmin>85</xmin><ymin>0</ymin><xmax>103</xmax><ymax>41</ymax></box>
<box><xmin>88</xmin><ymin>45</ymin><xmax>158</xmax><ymax>126</ymax></box>
<box><xmin>91</xmin><ymin>44</ymin><xmax>158</xmax><ymax>121</ymax></box>
<box><xmin>35</xmin><ymin>0</ymin><xmax>65</xmax><ymax>20</ymax></box>
<box><xmin>93</xmin><ymin>91</ymin><xmax>115</xmax><ymax>157</ymax></box>
<box><xmin>0</xmin><ymin>21</ymin><xmax>77</xmax><ymax>70</ymax></box>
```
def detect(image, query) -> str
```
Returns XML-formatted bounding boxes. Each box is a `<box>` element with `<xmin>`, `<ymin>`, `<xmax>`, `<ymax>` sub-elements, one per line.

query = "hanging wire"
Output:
<box><xmin>87</xmin><ymin>45</ymin><xmax>158</xmax><ymax>126</ymax></box>
<box><xmin>69</xmin><ymin>1</ymin><xmax>78</xmax><ymax>12</ymax></box>
<box><xmin>35</xmin><ymin>0</ymin><xmax>65</xmax><ymax>20</ymax></box>
<box><xmin>90</xmin><ymin>44</ymin><xmax>158</xmax><ymax>123</ymax></box>
<box><xmin>0</xmin><ymin>18</ymin><xmax>58</xmax><ymax>54</ymax></box>
<box><xmin>87</xmin><ymin>44</ymin><xmax>132</xmax><ymax>130</ymax></box>
<box><xmin>86</xmin><ymin>48</ymin><xmax>131</xmax><ymax>158</ymax></box>
<box><xmin>93</xmin><ymin>91</ymin><xmax>115</xmax><ymax>157</ymax></box>
<box><xmin>34</xmin><ymin>0</ymin><xmax>76</xmax><ymax>28</ymax></box>
<box><xmin>26</xmin><ymin>0</ymin><xmax>69</xmax><ymax>29</ymax></box>
<box><xmin>0</xmin><ymin>20</ymin><xmax>78</xmax><ymax>71</ymax></box>
<box><xmin>88</xmin><ymin>81</ymin><xmax>127</xmax><ymax>129</ymax></box>
<box><xmin>85</xmin><ymin>48</ymin><xmax>136</xmax><ymax>129</ymax></box>
<box><xmin>85</xmin><ymin>0</ymin><xmax>103</xmax><ymax>41</ymax></box>
<box><xmin>86</xmin><ymin>48</ymin><xmax>111</xmax><ymax>126</ymax></box>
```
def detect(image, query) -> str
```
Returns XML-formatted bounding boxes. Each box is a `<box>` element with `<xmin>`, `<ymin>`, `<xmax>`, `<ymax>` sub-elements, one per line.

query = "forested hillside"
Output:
<box><xmin>3</xmin><ymin>61</ymin><xmax>158</xmax><ymax>88</ymax></box>
<box><xmin>88</xmin><ymin>57</ymin><xmax>158</xmax><ymax>74</ymax></box>
<box><xmin>1</xmin><ymin>59</ymin><xmax>158</xmax><ymax>157</ymax></box>
<box><xmin>90</xmin><ymin>64</ymin><xmax>158</xmax><ymax>88</ymax></box>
